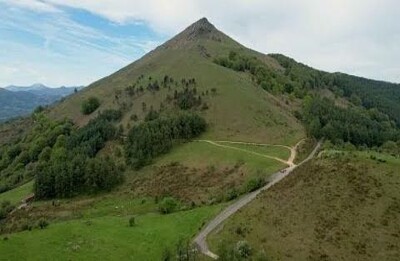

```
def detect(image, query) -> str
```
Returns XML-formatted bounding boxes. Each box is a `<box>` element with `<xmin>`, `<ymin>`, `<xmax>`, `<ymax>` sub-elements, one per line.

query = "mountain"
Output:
<box><xmin>0</xmin><ymin>18</ymin><xmax>399</xmax><ymax>260</ymax></box>
<box><xmin>4</xmin><ymin>83</ymin><xmax>48</xmax><ymax>92</ymax></box>
<box><xmin>49</xmin><ymin>17</ymin><xmax>302</xmax><ymax>144</ymax></box>
<box><xmin>0</xmin><ymin>84</ymin><xmax>84</xmax><ymax>121</ymax></box>
<box><xmin>4</xmin><ymin>83</ymin><xmax>84</xmax><ymax>97</ymax></box>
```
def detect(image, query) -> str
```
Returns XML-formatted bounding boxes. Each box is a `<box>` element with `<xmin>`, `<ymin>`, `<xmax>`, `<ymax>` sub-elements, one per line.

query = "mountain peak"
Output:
<box><xmin>159</xmin><ymin>17</ymin><xmax>229</xmax><ymax>50</ymax></box>
<box><xmin>180</xmin><ymin>17</ymin><xmax>217</xmax><ymax>40</ymax></box>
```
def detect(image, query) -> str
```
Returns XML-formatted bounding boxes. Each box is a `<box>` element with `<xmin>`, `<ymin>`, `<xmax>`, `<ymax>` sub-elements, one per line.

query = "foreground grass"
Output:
<box><xmin>0</xmin><ymin>181</ymin><xmax>33</xmax><ymax>205</ymax></box>
<box><xmin>0</xmin><ymin>204</ymin><xmax>222</xmax><ymax>261</ymax></box>
<box><xmin>208</xmin><ymin>151</ymin><xmax>400</xmax><ymax>260</ymax></box>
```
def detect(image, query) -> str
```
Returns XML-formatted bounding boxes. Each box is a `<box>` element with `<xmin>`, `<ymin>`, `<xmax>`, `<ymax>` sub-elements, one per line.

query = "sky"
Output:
<box><xmin>0</xmin><ymin>0</ymin><xmax>399</xmax><ymax>87</ymax></box>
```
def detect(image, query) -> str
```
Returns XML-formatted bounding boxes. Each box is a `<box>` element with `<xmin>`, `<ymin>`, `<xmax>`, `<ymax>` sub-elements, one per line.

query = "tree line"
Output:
<box><xmin>303</xmin><ymin>97</ymin><xmax>400</xmax><ymax>147</ymax></box>
<box><xmin>125</xmin><ymin>112</ymin><xmax>206</xmax><ymax>169</ymax></box>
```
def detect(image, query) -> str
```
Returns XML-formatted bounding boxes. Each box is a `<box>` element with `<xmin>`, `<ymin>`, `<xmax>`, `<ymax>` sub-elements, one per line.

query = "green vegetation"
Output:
<box><xmin>128</xmin><ymin>216</ymin><xmax>135</xmax><ymax>227</ymax></box>
<box><xmin>1</xmin><ymin>18</ymin><xmax>400</xmax><ymax>261</ymax></box>
<box><xmin>215</xmin><ymin>51</ymin><xmax>291</xmax><ymax>95</ymax></box>
<box><xmin>35</xmin><ymin>110</ymin><xmax>124</xmax><ymax>199</ymax></box>
<box><xmin>209</xmin><ymin>151</ymin><xmax>400</xmax><ymax>260</ymax></box>
<box><xmin>214</xmin><ymin>51</ymin><xmax>400</xmax><ymax>149</ymax></box>
<box><xmin>0</xmin><ymin>114</ymin><xmax>73</xmax><ymax>193</ymax></box>
<box><xmin>0</xmin><ymin>205</ymin><xmax>222</xmax><ymax>260</ymax></box>
<box><xmin>303</xmin><ymin>96</ymin><xmax>399</xmax><ymax>147</ymax></box>
<box><xmin>81</xmin><ymin>97</ymin><xmax>100</xmax><ymax>115</ymax></box>
<box><xmin>0</xmin><ymin>200</ymin><xmax>14</xmax><ymax>220</ymax></box>
<box><xmin>158</xmin><ymin>197</ymin><xmax>180</xmax><ymax>214</ymax></box>
<box><xmin>125</xmin><ymin>112</ymin><xmax>206</xmax><ymax>169</ymax></box>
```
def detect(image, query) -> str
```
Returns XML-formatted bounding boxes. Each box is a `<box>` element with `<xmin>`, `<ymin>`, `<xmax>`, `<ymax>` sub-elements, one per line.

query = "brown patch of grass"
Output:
<box><xmin>129</xmin><ymin>162</ymin><xmax>250</xmax><ymax>205</ymax></box>
<box><xmin>209</xmin><ymin>154</ymin><xmax>400</xmax><ymax>261</ymax></box>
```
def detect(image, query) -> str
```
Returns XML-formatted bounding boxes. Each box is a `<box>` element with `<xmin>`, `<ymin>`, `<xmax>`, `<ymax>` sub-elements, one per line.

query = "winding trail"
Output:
<box><xmin>195</xmin><ymin>139</ymin><xmax>303</xmax><ymax>167</ymax></box>
<box><xmin>193</xmin><ymin>140</ymin><xmax>321</xmax><ymax>259</ymax></box>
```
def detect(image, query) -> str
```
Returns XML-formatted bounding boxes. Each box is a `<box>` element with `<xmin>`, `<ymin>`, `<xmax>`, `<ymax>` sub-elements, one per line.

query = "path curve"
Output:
<box><xmin>196</xmin><ymin>139</ymin><xmax>304</xmax><ymax>167</ymax></box>
<box><xmin>193</xmin><ymin>140</ymin><xmax>321</xmax><ymax>259</ymax></box>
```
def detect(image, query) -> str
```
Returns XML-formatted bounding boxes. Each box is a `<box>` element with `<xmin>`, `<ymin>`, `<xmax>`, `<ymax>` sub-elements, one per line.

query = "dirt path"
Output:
<box><xmin>193</xmin><ymin>140</ymin><xmax>321</xmax><ymax>259</ymax></box>
<box><xmin>195</xmin><ymin>139</ymin><xmax>303</xmax><ymax>167</ymax></box>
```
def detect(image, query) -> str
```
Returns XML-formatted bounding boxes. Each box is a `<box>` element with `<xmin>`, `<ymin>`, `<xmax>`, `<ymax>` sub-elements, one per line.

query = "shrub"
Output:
<box><xmin>81</xmin><ymin>97</ymin><xmax>100</xmax><ymax>115</ymax></box>
<box><xmin>129</xmin><ymin>216</ymin><xmax>135</xmax><ymax>227</ymax></box>
<box><xmin>244</xmin><ymin>177</ymin><xmax>265</xmax><ymax>193</ymax></box>
<box><xmin>159</xmin><ymin>197</ymin><xmax>179</xmax><ymax>214</ymax></box>
<box><xmin>236</xmin><ymin>240</ymin><xmax>252</xmax><ymax>258</ymax></box>
<box><xmin>226</xmin><ymin>188</ymin><xmax>239</xmax><ymax>201</ymax></box>
<box><xmin>38</xmin><ymin>218</ymin><xmax>49</xmax><ymax>229</ymax></box>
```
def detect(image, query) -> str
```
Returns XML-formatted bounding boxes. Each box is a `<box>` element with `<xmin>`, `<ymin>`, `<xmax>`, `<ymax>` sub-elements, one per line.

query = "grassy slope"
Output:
<box><xmin>213</xmin><ymin>142</ymin><xmax>291</xmax><ymax>161</ymax></box>
<box><xmin>0</xmin><ymin>205</ymin><xmax>222</xmax><ymax>261</ymax></box>
<box><xmin>0</xmin><ymin>181</ymin><xmax>33</xmax><ymax>205</ymax></box>
<box><xmin>208</xmin><ymin>151</ymin><xmax>400</xmax><ymax>260</ymax></box>
<box><xmin>157</xmin><ymin>141</ymin><xmax>286</xmax><ymax>173</ymax></box>
<box><xmin>48</xmin><ymin>26</ymin><xmax>304</xmax><ymax>145</ymax></box>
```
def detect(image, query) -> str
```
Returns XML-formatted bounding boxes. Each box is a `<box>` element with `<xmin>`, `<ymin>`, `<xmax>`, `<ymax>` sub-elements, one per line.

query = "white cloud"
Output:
<box><xmin>1</xmin><ymin>0</ymin><xmax>60</xmax><ymax>12</ymax></box>
<box><xmin>0</xmin><ymin>2</ymin><xmax>165</xmax><ymax>86</ymax></box>
<box><xmin>1</xmin><ymin>0</ymin><xmax>400</xmax><ymax>84</ymax></box>
<box><xmin>37</xmin><ymin>0</ymin><xmax>399</xmax><ymax>83</ymax></box>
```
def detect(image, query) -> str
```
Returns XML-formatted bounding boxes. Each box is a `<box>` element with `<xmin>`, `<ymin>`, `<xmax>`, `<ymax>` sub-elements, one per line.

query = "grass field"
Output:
<box><xmin>157</xmin><ymin>141</ymin><xmax>286</xmax><ymax>174</ymax></box>
<box><xmin>213</xmin><ymin>142</ymin><xmax>291</xmax><ymax>161</ymax></box>
<box><xmin>0</xmin><ymin>181</ymin><xmax>33</xmax><ymax>205</ymax></box>
<box><xmin>0</xmin><ymin>204</ymin><xmax>223</xmax><ymax>261</ymax></box>
<box><xmin>208</xmin><ymin>151</ymin><xmax>400</xmax><ymax>260</ymax></box>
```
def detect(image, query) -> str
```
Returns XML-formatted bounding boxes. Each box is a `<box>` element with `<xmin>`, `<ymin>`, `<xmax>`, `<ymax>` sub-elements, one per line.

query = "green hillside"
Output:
<box><xmin>1</xmin><ymin>17</ymin><xmax>400</xmax><ymax>261</ymax></box>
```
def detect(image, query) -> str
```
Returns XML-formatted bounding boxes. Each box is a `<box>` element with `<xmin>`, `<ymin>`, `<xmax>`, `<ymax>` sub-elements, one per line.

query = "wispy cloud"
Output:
<box><xmin>1</xmin><ymin>0</ymin><xmax>60</xmax><ymax>13</ymax></box>
<box><xmin>0</xmin><ymin>0</ymin><xmax>399</xmax><ymax>85</ymax></box>
<box><xmin>0</xmin><ymin>1</ymin><xmax>165</xmax><ymax>86</ymax></box>
<box><xmin>38</xmin><ymin>0</ymin><xmax>400</xmax><ymax>83</ymax></box>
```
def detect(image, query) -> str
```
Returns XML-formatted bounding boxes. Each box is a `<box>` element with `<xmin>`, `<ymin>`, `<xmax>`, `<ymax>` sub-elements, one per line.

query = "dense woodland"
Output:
<box><xmin>303</xmin><ymin>97</ymin><xmax>399</xmax><ymax>147</ymax></box>
<box><xmin>125</xmin><ymin>112</ymin><xmax>206</xmax><ymax>169</ymax></box>
<box><xmin>34</xmin><ymin>110</ymin><xmax>124</xmax><ymax>199</ymax></box>
<box><xmin>0</xmin><ymin>114</ymin><xmax>73</xmax><ymax>193</ymax></box>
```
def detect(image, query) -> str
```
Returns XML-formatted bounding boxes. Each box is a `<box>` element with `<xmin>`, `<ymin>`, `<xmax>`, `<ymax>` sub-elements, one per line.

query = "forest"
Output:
<box><xmin>34</xmin><ymin>109</ymin><xmax>124</xmax><ymax>199</ymax></box>
<box><xmin>125</xmin><ymin>112</ymin><xmax>206</xmax><ymax>169</ymax></box>
<box><xmin>303</xmin><ymin>97</ymin><xmax>399</xmax><ymax>147</ymax></box>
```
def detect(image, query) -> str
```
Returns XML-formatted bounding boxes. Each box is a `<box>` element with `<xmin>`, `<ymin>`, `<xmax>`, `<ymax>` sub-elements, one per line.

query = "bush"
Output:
<box><xmin>129</xmin><ymin>216</ymin><xmax>135</xmax><ymax>227</ymax></box>
<box><xmin>236</xmin><ymin>240</ymin><xmax>252</xmax><ymax>258</ymax></box>
<box><xmin>0</xmin><ymin>200</ymin><xmax>14</xmax><ymax>220</ymax></box>
<box><xmin>226</xmin><ymin>188</ymin><xmax>239</xmax><ymax>201</ymax></box>
<box><xmin>81</xmin><ymin>97</ymin><xmax>100</xmax><ymax>115</ymax></box>
<box><xmin>244</xmin><ymin>177</ymin><xmax>265</xmax><ymax>193</ymax></box>
<box><xmin>159</xmin><ymin>197</ymin><xmax>179</xmax><ymax>214</ymax></box>
<box><xmin>38</xmin><ymin>218</ymin><xmax>49</xmax><ymax>229</ymax></box>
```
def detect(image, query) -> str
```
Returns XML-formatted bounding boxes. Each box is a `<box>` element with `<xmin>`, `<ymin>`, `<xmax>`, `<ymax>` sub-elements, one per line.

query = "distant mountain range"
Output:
<box><xmin>0</xmin><ymin>84</ymin><xmax>84</xmax><ymax>121</ymax></box>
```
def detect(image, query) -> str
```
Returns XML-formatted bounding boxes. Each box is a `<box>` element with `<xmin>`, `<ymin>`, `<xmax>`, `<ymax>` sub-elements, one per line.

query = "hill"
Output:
<box><xmin>0</xmin><ymin>18</ymin><xmax>399</xmax><ymax>260</ymax></box>
<box><xmin>208</xmin><ymin>150</ymin><xmax>400</xmax><ymax>260</ymax></box>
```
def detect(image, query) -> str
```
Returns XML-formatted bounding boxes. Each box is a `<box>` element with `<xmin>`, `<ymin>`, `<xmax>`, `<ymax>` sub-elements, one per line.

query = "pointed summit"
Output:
<box><xmin>183</xmin><ymin>17</ymin><xmax>216</xmax><ymax>38</ymax></box>
<box><xmin>160</xmin><ymin>17</ymin><xmax>235</xmax><ymax>49</ymax></box>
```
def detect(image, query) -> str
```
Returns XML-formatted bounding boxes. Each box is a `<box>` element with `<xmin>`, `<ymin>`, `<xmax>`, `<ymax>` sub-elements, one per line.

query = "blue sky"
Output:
<box><xmin>0</xmin><ymin>0</ymin><xmax>399</xmax><ymax>87</ymax></box>
<box><xmin>0</xmin><ymin>1</ymin><xmax>167</xmax><ymax>87</ymax></box>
